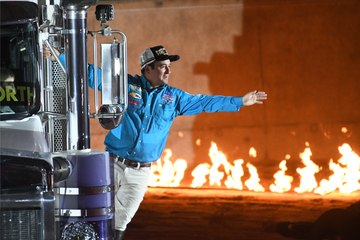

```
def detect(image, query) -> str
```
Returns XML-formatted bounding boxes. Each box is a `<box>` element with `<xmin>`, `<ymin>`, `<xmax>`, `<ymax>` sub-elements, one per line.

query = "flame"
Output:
<box><xmin>149</xmin><ymin>149</ymin><xmax>187</xmax><ymax>187</ymax></box>
<box><xmin>341</xmin><ymin>127</ymin><xmax>348</xmax><ymax>134</ymax></box>
<box><xmin>294</xmin><ymin>143</ymin><xmax>320</xmax><ymax>193</ymax></box>
<box><xmin>149</xmin><ymin>141</ymin><xmax>360</xmax><ymax>195</ymax></box>
<box><xmin>190</xmin><ymin>142</ymin><xmax>264</xmax><ymax>191</ymax></box>
<box><xmin>249</xmin><ymin>147</ymin><xmax>257</xmax><ymax>158</ymax></box>
<box><xmin>191</xmin><ymin>163</ymin><xmax>210</xmax><ymax>188</ymax></box>
<box><xmin>314</xmin><ymin>144</ymin><xmax>360</xmax><ymax>195</ymax></box>
<box><xmin>270</xmin><ymin>155</ymin><xmax>293</xmax><ymax>193</ymax></box>
<box><xmin>224</xmin><ymin>159</ymin><xmax>244</xmax><ymax>190</ymax></box>
<box><xmin>244</xmin><ymin>162</ymin><xmax>265</xmax><ymax>192</ymax></box>
<box><xmin>314</xmin><ymin>158</ymin><xmax>345</xmax><ymax>195</ymax></box>
<box><xmin>337</xmin><ymin>144</ymin><xmax>360</xmax><ymax>193</ymax></box>
<box><xmin>208</xmin><ymin>142</ymin><xmax>232</xmax><ymax>186</ymax></box>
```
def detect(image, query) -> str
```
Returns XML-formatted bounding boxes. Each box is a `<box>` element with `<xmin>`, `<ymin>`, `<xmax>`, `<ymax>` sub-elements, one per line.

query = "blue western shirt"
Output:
<box><xmin>105</xmin><ymin>74</ymin><xmax>244</xmax><ymax>163</ymax></box>
<box><xmin>59</xmin><ymin>54</ymin><xmax>244</xmax><ymax>163</ymax></box>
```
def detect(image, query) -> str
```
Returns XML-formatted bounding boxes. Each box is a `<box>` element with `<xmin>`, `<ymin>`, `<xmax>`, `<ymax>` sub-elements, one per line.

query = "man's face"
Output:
<box><xmin>145</xmin><ymin>59</ymin><xmax>172</xmax><ymax>88</ymax></box>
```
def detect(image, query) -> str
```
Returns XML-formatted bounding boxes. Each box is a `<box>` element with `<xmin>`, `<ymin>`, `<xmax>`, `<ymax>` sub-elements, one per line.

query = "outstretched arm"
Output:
<box><xmin>242</xmin><ymin>90</ymin><xmax>267</xmax><ymax>106</ymax></box>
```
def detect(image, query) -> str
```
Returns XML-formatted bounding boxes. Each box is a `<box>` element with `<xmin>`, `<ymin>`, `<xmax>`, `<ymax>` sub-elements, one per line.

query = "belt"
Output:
<box><xmin>109</xmin><ymin>152</ymin><xmax>151</xmax><ymax>169</ymax></box>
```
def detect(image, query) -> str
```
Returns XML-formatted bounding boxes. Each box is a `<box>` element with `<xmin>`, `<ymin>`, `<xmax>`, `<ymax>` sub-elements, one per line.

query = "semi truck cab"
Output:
<box><xmin>0</xmin><ymin>1</ymin><xmax>127</xmax><ymax>239</ymax></box>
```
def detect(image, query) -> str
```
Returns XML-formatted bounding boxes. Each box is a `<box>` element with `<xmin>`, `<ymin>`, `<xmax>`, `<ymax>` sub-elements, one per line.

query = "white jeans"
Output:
<box><xmin>113</xmin><ymin>160</ymin><xmax>151</xmax><ymax>231</ymax></box>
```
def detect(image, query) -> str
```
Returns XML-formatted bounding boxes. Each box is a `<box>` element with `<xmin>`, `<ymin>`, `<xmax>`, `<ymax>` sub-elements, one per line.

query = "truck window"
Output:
<box><xmin>0</xmin><ymin>20</ymin><xmax>40</xmax><ymax>120</ymax></box>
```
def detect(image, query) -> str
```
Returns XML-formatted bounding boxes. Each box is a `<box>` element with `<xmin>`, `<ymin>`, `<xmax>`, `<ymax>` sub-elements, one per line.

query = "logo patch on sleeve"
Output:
<box><xmin>129</xmin><ymin>84</ymin><xmax>142</xmax><ymax>94</ymax></box>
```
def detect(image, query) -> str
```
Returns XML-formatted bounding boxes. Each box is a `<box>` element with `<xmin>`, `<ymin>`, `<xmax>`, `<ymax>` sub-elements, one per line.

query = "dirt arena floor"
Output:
<box><xmin>125</xmin><ymin>187</ymin><xmax>359</xmax><ymax>240</ymax></box>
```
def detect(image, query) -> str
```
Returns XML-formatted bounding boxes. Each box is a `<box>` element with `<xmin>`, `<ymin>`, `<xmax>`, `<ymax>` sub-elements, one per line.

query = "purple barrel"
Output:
<box><xmin>55</xmin><ymin>151</ymin><xmax>114</xmax><ymax>240</ymax></box>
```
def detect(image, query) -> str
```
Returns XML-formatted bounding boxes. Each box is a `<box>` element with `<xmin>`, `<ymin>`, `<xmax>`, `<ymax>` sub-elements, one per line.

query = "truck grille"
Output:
<box><xmin>1</xmin><ymin>208</ymin><xmax>42</xmax><ymax>240</ymax></box>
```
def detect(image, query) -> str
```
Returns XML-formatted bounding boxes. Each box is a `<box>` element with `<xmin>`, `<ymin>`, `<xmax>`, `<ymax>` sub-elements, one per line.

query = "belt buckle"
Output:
<box><xmin>135</xmin><ymin>162</ymin><xmax>140</xmax><ymax>169</ymax></box>
<box><xmin>110</xmin><ymin>153</ymin><xmax>119</xmax><ymax>162</ymax></box>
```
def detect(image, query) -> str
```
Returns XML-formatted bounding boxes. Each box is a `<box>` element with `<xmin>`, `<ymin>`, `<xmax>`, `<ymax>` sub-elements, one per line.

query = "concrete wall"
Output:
<box><xmin>87</xmin><ymin>0</ymin><xmax>360</xmax><ymax>185</ymax></box>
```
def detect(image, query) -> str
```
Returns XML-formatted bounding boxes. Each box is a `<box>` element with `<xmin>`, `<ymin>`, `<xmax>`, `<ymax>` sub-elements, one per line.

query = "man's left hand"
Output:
<box><xmin>242</xmin><ymin>90</ymin><xmax>267</xmax><ymax>106</ymax></box>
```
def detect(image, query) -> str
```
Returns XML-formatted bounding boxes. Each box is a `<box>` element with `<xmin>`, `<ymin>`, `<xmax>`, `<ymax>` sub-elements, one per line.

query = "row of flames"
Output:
<box><xmin>149</xmin><ymin>142</ymin><xmax>360</xmax><ymax>195</ymax></box>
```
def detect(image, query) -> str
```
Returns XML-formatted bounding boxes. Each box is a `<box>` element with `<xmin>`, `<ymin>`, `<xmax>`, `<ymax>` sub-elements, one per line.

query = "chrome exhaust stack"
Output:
<box><xmin>40</xmin><ymin>3</ymin><xmax>127</xmax><ymax>150</ymax></box>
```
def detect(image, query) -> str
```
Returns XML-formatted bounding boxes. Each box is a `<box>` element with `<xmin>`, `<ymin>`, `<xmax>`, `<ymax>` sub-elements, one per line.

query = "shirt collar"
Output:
<box><xmin>140</xmin><ymin>74</ymin><xmax>166</xmax><ymax>92</ymax></box>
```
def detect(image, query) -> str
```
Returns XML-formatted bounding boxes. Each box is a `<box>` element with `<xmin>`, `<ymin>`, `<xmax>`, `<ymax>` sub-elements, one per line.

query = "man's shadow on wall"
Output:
<box><xmin>184</xmin><ymin>34</ymin><xmax>262</xmax><ymax>186</ymax></box>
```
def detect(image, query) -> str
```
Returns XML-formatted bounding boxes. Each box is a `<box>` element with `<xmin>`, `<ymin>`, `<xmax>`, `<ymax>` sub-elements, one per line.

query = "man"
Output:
<box><xmin>106</xmin><ymin>45</ymin><xmax>267</xmax><ymax>239</ymax></box>
<box><xmin>46</xmin><ymin>45</ymin><xmax>267</xmax><ymax>240</ymax></box>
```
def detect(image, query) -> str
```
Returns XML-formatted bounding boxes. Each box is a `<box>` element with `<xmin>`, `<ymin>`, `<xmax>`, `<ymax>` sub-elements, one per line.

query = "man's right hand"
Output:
<box><xmin>43</xmin><ymin>46</ymin><xmax>59</xmax><ymax>61</ymax></box>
